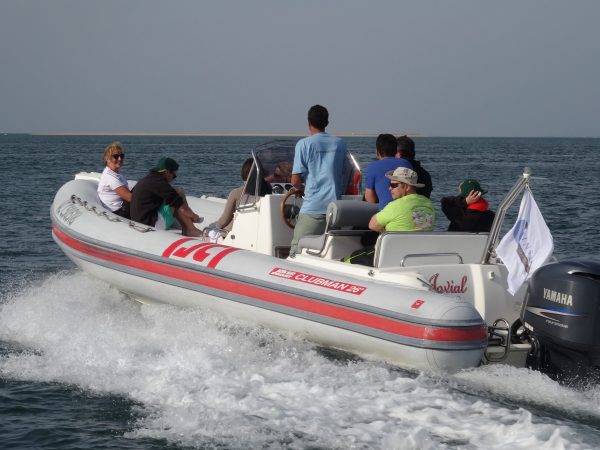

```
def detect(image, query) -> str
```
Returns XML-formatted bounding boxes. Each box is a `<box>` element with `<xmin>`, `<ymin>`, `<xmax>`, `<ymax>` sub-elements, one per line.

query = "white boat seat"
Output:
<box><xmin>374</xmin><ymin>231</ymin><xmax>490</xmax><ymax>267</ymax></box>
<box><xmin>298</xmin><ymin>229</ymin><xmax>368</xmax><ymax>254</ymax></box>
<box><xmin>297</xmin><ymin>234</ymin><xmax>326</xmax><ymax>252</ymax></box>
<box><xmin>297</xmin><ymin>200</ymin><xmax>379</xmax><ymax>255</ymax></box>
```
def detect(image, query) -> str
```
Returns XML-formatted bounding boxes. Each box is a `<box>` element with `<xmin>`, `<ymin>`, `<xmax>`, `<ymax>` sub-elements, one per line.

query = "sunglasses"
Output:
<box><xmin>170</xmin><ymin>171</ymin><xmax>177</xmax><ymax>180</ymax></box>
<box><xmin>111</xmin><ymin>153</ymin><xmax>125</xmax><ymax>160</ymax></box>
<box><xmin>389</xmin><ymin>182</ymin><xmax>402</xmax><ymax>188</ymax></box>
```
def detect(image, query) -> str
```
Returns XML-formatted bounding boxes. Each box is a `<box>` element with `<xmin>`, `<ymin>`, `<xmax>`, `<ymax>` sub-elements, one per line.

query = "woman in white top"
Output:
<box><xmin>97</xmin><ymin>142</ymin><xmax>132</xmax><ymax>218</ymax></box>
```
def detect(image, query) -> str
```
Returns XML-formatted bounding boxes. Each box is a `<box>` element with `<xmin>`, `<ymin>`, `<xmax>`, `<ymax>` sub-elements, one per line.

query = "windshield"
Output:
<box><xmin>250</xmin><ymin>140</ymin><xmax>361</xmax><ymax>195</ymax></box>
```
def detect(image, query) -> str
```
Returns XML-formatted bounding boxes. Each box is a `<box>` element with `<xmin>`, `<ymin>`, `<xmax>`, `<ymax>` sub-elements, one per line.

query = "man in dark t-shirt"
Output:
<box><xmin>396</xmin><ymin>135</ymin><xmax>433</xmax><ymax>198</ymax></box>
<box><xmin>130</xmin><ymin>157</ymin><xmax>203</xmax><ymax>237</ymax></box>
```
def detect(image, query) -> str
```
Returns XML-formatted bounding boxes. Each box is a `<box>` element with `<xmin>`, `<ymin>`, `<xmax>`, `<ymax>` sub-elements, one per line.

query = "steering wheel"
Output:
<box><xmin>280</xmin><ymin>188</ymin><xmax>304</xmax><ymax>229</ymax></box>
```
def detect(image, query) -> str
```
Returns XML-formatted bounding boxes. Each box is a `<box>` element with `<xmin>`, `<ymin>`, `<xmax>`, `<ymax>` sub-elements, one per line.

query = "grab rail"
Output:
<box><xmin>401</xmin><ymin>252</ymin><xmax>463</xmax><ymax>267</ymax></box>
<box><xmin>481</xmin><ymin>167</ymin><xmax>531</xmax><ymax>264</ymax></box>
<box><xmin>70</xmin><ymin>195</ymin><xmax>155</xmax><ymax>233</ymax></box>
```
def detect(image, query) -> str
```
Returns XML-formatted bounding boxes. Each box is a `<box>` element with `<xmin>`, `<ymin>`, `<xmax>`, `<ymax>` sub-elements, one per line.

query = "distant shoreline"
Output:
<box><xmin>4</xmin><ymin>132</ymin><xmax>596</xmax><ymax>138</ymax></box>
<box><xmin>27</xmin><ymin>131</ymin><xmax>386</xmax><ymax>138</ymax></box>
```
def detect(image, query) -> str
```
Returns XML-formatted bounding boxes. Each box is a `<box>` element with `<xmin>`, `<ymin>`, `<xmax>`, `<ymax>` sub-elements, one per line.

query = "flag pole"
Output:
<box><xmin>481</xmin><ymin>167</ymin><xmax>531</xmax><ymax>264</ymax></box>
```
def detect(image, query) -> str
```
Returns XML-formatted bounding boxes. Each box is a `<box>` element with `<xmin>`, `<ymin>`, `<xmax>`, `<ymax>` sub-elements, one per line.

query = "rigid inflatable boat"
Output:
<box><xmin>53</xmin><ymin>140</ymin><xmax>594</xmax><ymax>376</ymax></box>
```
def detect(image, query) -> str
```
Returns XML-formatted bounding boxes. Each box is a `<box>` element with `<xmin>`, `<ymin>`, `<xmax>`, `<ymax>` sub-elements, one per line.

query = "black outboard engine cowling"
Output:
<box><xmin>522</xmin><ymin>259</ymin><xmax>600</xmax><ymax>383</ymax></box>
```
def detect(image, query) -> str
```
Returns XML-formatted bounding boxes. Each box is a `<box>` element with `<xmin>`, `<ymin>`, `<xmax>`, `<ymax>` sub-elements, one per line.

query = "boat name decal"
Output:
<box><xmin>269</xmin><ymin>268</ymin><xmax>366</xmax><ymax>295</ymax></box>
<box><xmin>162</xmin><ymin>238</ymin><xmax>239</xmax><ymax>268</ymax></box>
<box><xmin>543</xmin><ymin>288</ymin><xmax>573</xmax><ymax>306</ymax></box>
<box><xmin>429</xmin><ymin>273</ymin><xmax>468</xmax><ymax>294</ymax></box>
<box><xmin>56</xmin><ymin>201</ymin><xmax>82</xmax><ymax>225</ymax></box>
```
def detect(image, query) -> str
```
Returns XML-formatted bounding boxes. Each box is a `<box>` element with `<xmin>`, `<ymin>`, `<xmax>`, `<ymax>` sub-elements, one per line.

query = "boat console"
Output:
<box><xmin>270</xmin><ymin>182</ymin><xmax>295</xmax><ymax>194</ymax></box>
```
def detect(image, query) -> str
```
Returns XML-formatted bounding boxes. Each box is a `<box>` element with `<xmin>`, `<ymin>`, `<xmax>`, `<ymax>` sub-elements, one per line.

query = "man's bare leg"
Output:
<box><xmin>174</xmin><ymin>205</ymin><xmax>202</xmax><ymax>237</ymax></box>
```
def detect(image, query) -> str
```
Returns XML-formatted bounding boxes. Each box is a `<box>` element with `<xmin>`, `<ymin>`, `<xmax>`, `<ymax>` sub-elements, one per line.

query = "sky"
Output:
<box><xmin>1</xmin><ymin>0</ymin><xmax>599</xmax><ymax>137</ymax></box>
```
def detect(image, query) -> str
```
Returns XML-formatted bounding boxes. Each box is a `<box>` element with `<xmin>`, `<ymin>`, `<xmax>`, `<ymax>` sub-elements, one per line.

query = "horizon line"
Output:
<box><xmin>2</xmin><ymin>132</ymin><xmax>599</xmax><ymax>139</ymax></box>
<box><xmin>24</xmin><ymin>131</ymin><xmax>406</xmax><ymax>138</ymax></box>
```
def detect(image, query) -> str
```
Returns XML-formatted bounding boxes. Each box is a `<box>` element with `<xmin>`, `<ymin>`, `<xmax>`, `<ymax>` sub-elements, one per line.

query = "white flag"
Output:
<box><xmin>495</xmin><ymin>187</ymin><xmax>554</xmax><ymax>295</ymax></box>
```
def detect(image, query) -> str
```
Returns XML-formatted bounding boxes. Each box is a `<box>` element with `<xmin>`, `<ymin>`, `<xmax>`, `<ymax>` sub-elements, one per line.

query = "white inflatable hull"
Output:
<box><xmin>51</xmin><ymin>178</ymin><xmax>488</xmax><ymax>373</ymax></box>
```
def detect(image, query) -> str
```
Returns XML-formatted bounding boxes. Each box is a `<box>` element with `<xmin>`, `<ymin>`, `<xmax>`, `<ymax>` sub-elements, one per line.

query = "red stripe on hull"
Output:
<box><xmin>53</xmin><ymin>225</ymin><xmax>487</xmax><ymax>344</ymax></box>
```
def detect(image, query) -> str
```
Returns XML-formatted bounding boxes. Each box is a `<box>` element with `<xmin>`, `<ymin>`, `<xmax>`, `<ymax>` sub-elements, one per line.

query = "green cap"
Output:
<box><xmin>154</xmin><ymin>157</ymin><xmax>179</xmax><ymax>172</ymax></box>
<box><xmin>459</xmin><ymin>179</ymin><xmax>487</xmax><ymax>197</ymax></box>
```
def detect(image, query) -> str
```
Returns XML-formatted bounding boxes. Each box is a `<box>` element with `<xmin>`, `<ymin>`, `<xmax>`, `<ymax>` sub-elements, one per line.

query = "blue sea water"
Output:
<box><xmin>1</xmin><ymin>134</ymin><xmax>599</xmax><ymax>449</ymax></box>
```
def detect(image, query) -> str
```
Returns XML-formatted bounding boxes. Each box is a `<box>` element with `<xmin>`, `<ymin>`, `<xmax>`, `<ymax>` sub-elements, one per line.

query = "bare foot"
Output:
<box><xmin>182</xmin><ymin>227</ymin><xmax>203</xmax><ymax>237</ymax></box>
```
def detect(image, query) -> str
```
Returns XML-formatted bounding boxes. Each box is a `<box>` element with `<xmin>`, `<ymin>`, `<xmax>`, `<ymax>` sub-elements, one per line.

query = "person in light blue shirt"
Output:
<box><xmin>364</xmin><ymin>133</ymin><xmax>412</xmax><ymax>210</ymax></box>
<box><xmin>290</xmin><ymin>105</ymin><xmax>348</xmax><ymax>256</ymax></box>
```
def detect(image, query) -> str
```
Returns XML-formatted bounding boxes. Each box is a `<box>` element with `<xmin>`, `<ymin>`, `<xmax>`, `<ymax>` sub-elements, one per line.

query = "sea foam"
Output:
<box><xmin>1</xmin><ymin>272</ymin><xmax>599</xmax><ymax>449</ymax></box>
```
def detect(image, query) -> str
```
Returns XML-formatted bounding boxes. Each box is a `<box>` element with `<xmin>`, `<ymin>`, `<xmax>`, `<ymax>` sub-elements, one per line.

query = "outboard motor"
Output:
<box><xmin>522</xmin><ymin>259</ymin><xmax>600</xmax><ymax>383</ymax></box>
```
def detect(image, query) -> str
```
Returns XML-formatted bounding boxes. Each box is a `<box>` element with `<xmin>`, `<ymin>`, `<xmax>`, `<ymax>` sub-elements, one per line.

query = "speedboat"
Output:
<box><xmin>51</xmin><ymin>140</ymin><xmax>600</xmax><ymax>378</ymax></box>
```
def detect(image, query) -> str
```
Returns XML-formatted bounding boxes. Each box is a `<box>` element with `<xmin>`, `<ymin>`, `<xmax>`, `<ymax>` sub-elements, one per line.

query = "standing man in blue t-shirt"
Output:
<box><xmin>364</xmin><ymin>134</ymin><xmax>413</xmax><ymax>210</ymax></box>
<box><xmin>290</xmin><ymin>105</ymin><xmax>348</xmax><ymax>256</ymax></box>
